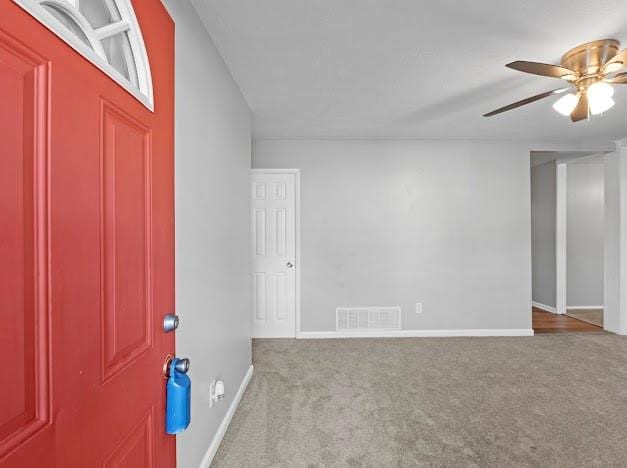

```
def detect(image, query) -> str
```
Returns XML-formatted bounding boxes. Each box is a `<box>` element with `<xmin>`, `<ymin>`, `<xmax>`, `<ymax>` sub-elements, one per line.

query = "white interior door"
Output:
<box><xmin>252</xmin><ymin>171</ymin><xmax>297</xmax><ymax>337</ymax></box>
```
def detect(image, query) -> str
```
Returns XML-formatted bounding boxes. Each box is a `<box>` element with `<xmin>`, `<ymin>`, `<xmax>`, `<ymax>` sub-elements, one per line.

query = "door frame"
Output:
<box><xmin>555</xmin><ymin>162</ymin><xmax>567</xmax><ymax>315</ymax></box>
<box><xmin>251</xmin><ymin>168</ymin><xmax>301</xmax><ymax>337</ymax></box>
<box><xmin>556</xmin><ymin>158</ymin><xmax>606</xmax><ymax>328</ymax></box>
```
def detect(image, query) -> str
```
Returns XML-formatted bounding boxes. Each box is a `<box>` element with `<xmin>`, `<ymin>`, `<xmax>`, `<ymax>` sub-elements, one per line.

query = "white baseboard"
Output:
<box><xmin>297</xmin><ymin>329</ymin><xmax>534</xmax><ymax>339</ymax></box>
<box><xmin>532</xmin><ymin>301</ymin><xmax>557</xmax><ymax>313</ymax></box>
<box><xmin>566</xmin><ymin>305</ymin><xmax>604</xmax><ymax>310</ymax></box>
<box><xmin>198</xmin><ymin>364</ymin><xmax>254</xmax><ymax>468</ymax></box>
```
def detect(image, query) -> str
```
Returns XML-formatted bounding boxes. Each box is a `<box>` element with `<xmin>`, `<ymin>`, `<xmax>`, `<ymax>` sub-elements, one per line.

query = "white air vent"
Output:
<box><xmin>336</xmin><ymin>307</ymin><xmax>401</xmax><ymax>331</ymax></box>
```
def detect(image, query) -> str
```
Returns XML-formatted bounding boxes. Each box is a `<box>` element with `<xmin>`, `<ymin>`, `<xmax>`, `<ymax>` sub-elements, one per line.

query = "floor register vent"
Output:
<box><xmin>336</xmin><ymin>307</ymin><xmax>401</xmax><ymax>331</ymax></box>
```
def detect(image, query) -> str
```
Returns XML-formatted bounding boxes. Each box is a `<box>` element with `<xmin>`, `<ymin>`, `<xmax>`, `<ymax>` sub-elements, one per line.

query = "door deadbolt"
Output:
<box><xmin>163</xmin><ymin>314</ymin><xmax>179</xmax><ymax>333</ymax></box>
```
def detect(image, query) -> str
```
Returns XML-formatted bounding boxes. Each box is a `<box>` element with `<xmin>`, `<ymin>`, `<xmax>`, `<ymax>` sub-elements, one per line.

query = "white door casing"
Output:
<box><xmin>252</xmin><ymin>171</ymin><xmax>298</xmax><ymax>337</ymax></box>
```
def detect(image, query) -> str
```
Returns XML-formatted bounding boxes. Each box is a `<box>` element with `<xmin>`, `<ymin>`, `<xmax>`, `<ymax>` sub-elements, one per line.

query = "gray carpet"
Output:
<box><xmin>212</xmin><ymin>335</ymin><xmax>627</xmax><ymax>467</ymax></box>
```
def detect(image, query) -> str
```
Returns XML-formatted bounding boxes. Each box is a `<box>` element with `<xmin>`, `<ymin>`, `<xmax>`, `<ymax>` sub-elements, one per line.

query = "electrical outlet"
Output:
<box><xmin>415</xmin><ymin>302</ymin><xmax>423</xmax><ymax>314</ymax></box>
<box><xmin>209</xmin><ymin>379</ymin><xmax>225</xmax><ymax>408</ymax></box>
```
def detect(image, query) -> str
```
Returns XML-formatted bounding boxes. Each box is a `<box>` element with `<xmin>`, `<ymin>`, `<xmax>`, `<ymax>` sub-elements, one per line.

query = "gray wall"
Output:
<box><xmin>605</xmin><ymin>146</ymin><xmax>627</xmax><ymax>335</ymax></box>
<box><xmin>605</xmin><ymin>152</ymin><xmax>621</xmax><ymax>332</ymax></box>
<box><xmin>567</xmin><ymin>162</ymin><xmax>605</xmax><ymax>306</ymax></box>
<box><xmin>253</xmin><ymin>140</ymin><xmax>532</xmax><ymax>332</ymax></box>
<box><xmin>163</xmin><ymin>2</ymin><xmax>252</xmax><ymax>467</ymax></box>
<box><xmin>530</xmin><ymin>162</ymin><xmax>556</xmax><ymax>308</ymax></box>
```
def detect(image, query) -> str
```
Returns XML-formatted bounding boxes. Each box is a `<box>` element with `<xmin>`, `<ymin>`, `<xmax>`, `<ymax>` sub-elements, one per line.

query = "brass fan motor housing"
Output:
<box><xmin>561</xmin><ymin>39</ymin><xmax>620</xmax><ymax>76</ymax></box>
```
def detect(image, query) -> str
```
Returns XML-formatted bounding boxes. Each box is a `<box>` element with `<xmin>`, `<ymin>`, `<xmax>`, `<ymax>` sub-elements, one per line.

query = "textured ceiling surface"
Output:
<box><xmin>192</xmin><ymin>0</ymin><xmax>627</xmax><ymax>141</ymax></box>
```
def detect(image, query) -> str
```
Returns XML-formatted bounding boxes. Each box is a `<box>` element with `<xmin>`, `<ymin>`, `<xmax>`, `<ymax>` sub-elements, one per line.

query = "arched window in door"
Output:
<box><xmin>14</xmin><ymin>0</ymin><xmax>154</xmax><ymax>110</ymax></box>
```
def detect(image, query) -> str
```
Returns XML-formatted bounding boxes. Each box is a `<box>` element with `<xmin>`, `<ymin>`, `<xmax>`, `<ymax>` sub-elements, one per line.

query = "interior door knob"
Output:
<box><xmin>286</xmin><ymin>262</ymin><xmax>294</xmax><ymax>268</ymax></box>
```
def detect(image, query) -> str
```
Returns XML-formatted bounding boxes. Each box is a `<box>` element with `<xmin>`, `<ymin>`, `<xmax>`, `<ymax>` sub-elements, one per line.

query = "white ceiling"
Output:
<box><xmin>192</xmin><ymin>0</ymin><xmax>627</xmax><ymax>141</ymax></box>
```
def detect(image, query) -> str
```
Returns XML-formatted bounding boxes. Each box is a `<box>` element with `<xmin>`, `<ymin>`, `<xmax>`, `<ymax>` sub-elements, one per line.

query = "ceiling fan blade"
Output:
<box><xmin>606</xmin><ymin>72</ymin><xmax>627</xmax><ymax>84</ymax></box>
<box><xmin>483</xmin><ymin>87</ymin><xmax>571</xmax><ymax>117</ymax></box>
<box><xmin>506</xmin><ymin>61</ymin><xmax>576</xmax><ymax>79</ymax></box>
<box><xmin>602</xmin><ymin>48</ymin><xmax>627</xmax><ymax>72</ymax></box>
<box><xmin>570</xmin><ymin>93</ymin><xmax>588</xmax><ymax>122</ymax></box>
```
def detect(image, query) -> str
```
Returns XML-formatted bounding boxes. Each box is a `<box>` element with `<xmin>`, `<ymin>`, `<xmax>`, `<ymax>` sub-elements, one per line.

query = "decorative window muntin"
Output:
<box><xmin>14</xmin><ymin>0</ymin><xmax>154</xmax><ymax>111</ymax></box>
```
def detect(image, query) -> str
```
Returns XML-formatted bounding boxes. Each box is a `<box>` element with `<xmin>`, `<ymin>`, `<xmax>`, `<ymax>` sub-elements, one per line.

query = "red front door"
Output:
<box><xmin>0</xmin><ymin>1</ymin><xmax>175</xmax><ymax>467</ymax></box>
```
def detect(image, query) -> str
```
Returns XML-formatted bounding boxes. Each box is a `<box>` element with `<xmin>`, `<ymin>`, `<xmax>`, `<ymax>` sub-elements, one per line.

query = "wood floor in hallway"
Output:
<box><xmin>532</xmin><ymin>307</ymin><xmax>604</xmax><ymax>333</ymax></box>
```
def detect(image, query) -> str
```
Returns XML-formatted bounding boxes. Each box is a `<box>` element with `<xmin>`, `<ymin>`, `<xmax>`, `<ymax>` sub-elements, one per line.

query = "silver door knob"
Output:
<box><xmin>286</xmin><ymin>262</ymin><xmax>294</xmax><ymax>268</ymax></box>
<box><xmin>175</xmin><ymin>358</ymin><xmax>190</xmax><ymax>374</ymax></box>
<box><xmin>163</xmin><ymin>314</ymin><xmax>179</xmax><ymax>333</ymax></box>
<box><xmin>162</xmin><ymin>355</ymin><xmax>190</xmax><ymax>378</ymax></box>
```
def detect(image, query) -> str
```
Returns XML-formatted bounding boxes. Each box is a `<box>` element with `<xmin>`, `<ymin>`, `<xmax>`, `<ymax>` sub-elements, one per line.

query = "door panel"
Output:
<box><xmin>101</xmin><ymin>100</ymin><xmax>153</xmax><ymax>382</ymax></box>
<box><xmin>252</xmin><ymin>173</ymin><xmax>297</xmax><ymax>338</ymax></box>
<box><xmin>103</xmin><ymin>410</ymin><xmax>154</xmax><ymax>468</ymax></box>
<box><xmin>0</xmin><ymin>1</ymin><xmax>174</xmax><ymax>466</ymax></box>
<box><xmin>0</xmin><ymin>30</ymin><xmax>51</xmax><ymax>460</ymax></box>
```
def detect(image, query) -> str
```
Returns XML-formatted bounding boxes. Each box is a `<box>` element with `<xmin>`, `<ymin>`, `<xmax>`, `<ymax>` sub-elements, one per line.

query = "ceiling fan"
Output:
<box><xmin>484</xmin><ymin>39</ymin><xmax>627</xmax><ymax>121</ymax></box>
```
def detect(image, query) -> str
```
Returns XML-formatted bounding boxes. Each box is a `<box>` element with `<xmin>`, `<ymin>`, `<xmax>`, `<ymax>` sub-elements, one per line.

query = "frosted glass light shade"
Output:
<box><xmin>590</xmin><ymin>96</ymin><xmax>615</xmax><ymax>115</ymax></box>
<box><xmin>587</xmin><ymin>81</ymin><xmax>614</xmax><ymax>100</ymax></box>
<box><xmin>588</xmin><ymin>82</ymin><xmax>615</xmax><ymax>115</ymax></box>
<box><xmin>553</xmin><ymin>93</ymin><xmax>579</xmax><ymax>116</ymax></box>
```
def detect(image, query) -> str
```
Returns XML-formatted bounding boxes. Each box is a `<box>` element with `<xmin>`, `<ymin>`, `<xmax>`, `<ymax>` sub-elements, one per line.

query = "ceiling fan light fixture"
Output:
<box><xmin>484</xmin><ymin>39</ymin><xmax>626</xmax><ymax>120</ymax></box>
<box><xmin>587</xmin><ymin>81</ymin><xmax>615</xmax><ymax>115</ymax></box>
<box><xmin>588</xmin><ymin>80</ymin><xmax>614</xmax><ymax>99</ymax></box>
<box><xmin>553</xmin><ymin>93</ymin><xmax>579</xmax><ymax>116</ymax></box>
<box><xmin>590</xmin><ymin>96</ymin><xmax>615</xmax><ymax>115</ymax></box>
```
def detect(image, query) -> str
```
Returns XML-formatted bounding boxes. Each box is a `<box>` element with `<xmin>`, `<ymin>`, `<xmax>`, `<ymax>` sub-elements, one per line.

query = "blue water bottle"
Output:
<box><xmin>166</xmin><ymin>357</ymin><xmax>191</xmax><ymax>434</ymax></box>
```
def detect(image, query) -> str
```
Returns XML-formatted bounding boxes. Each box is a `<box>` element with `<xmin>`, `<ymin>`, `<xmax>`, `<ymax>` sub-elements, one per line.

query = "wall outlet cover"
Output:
<box><xmin>209</xmin><ymin>380</ymin><xmax>215</xmax><ymax>408</ymax></box>
<box><xmin>415</xmin><ymin>302</ymin><xmax>423</xmax><ymax>314</ymax></box>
